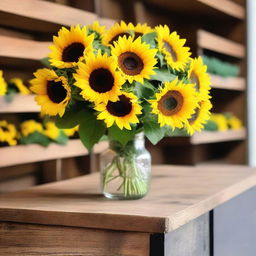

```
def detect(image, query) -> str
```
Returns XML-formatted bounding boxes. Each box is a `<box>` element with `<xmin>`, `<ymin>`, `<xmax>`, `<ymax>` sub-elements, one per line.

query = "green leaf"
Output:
<box><xmin>78</xmin><ymin>110</ymin><xmax>106</xmax><ymax>151</ymax></box>
<box><xmin>4</xmin><ymin>91</ymin><xmax>17</xmax><ymax>103</ymax></box>
<box><xmin>40</xmin><ymin>57</ymin><xmax>52</xmax><ymax>68</ymax></box>
<box><xmin>55</xmin><ymin>106</ymin><xmax>84</xmax><ymax>129</ymax></box>
<box><xmin>143</xmin><ymin>121</ymin><xmax>166</xmax><ymax>145</ymax></box>
<box><xmin>108</xmin><ymin>125</ymin><xmax>136</xmax><ymax>146</ymax></box>
<box><xmin>134</xmin><ymin>82</ymin><xmax>154</xmax><ymax>99</ymax></box>
<box><xmin>19</xmin><ymin>131</ymin><xmax>51</xmax><ymax>147</ymax></box>
<box><xmin>156</xmin><ymin>52</ymin><xmax>166</xmax><ymax>67</ymax></box>
<box><xmin>150</xmin><ymin>69</ymin><xmax>176</xmax><ymax>82</ymax></box>
<box><xmin>54</xmin><ymin>131</ymin><xmax>69</xmax><ymax>145</ymax></box>
<box><xmin>204</xmin><ymin>120</ymin><xmax>218</xmax><ymax>131</ymax></box>
<box><xmin>165</xmin><ymin>127</ymin><xmax>188</xmax><ymax>137</ymax></box>
<box><xmin>141</xmin><ymin>32</ymin><xmax>157</xmax><ymax>48</ymax></box>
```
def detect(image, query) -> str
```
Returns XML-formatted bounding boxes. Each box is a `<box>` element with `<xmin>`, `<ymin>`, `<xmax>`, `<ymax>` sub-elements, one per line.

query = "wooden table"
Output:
<box><xmin>0</xmin><ymin>165</ymin><xmax>256</xmax><ymax>255</ymax></box>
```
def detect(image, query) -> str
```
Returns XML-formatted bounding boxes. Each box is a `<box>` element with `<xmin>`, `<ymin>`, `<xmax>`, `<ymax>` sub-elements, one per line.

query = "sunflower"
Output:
<box><xmin>150</xmin><ymin>79</ymin><xmax>198</xmax><ymax>128</ymax></box>
<box><xmin>0</xmin><ymin>70</ymin><xmax>7</xmax><ymax>96</ymax></box>
<box><xmin>95</xmin><ymin>92</ymin><xmax>142</xmax><ymax>130</ymax></box>
<box><xmin>227</xmin><ymin>115</ymin><xmax>243</xmax><ymax>130</ymax></box>
<box><xmin>9</xmin><ymin>78</ymin><xmax>31</xmax><ymax>95</ymax></box>
<box><xmin>102</xmin><ymin>21</ymin><xmax>133</xmax><ymax>47</ymax></box>
<box><xmin>155</xmin><ymin>25</ymin><xmax>191</xmax><ymax>71</ymax></box>
<box><xmin>30</xmin><ymin>68</ymin><xmax>71</xmax><ymax>117</ymax></box>
<box><xmin>0</xmin><ymin>120</ymin><xmax>17</xmax><ymax>146</ymax></box>
<box><xmin>20</xmin><ymin>120</ymin><xmax>43</xmax><ymax>137</ymax></box>
<box><xmin>74</xmin><ymin>51</ymin><xmax>124</xmax><ymax>104</ymax></box>
<box><xmin>111</xmin><ymin>36</ymin><xmax>157</xmax><ymax>83</ymax></box>
<box><xmin>49</xmin><ymin>25</ymin><xmax>94</xmax><ymax>68</ymax></box>
<box><xmin>185</xmin><ymin>100</ymin><xmax>212</xmax><ymax>135</ymax></box>
<box><xmin>88</xmin><ymin>21</ymin><xmax>105</xmax><ymax>38</ymax></box>
<box><xmin>44</xmin><ymin>122</ymin><xmax>60</xmax><ymax>140</ymax></box>
<box><xmin>63</xmin><ymin>125</ymin><xmax>79</xmax><ymax>137</ymax></box>
<box><xmin>210</xmin><ymin>114</ymin><xmax>228</xmax><ymax>131</ymax></box>
<box><xmin>188</xmin><ymin>57</ymin><xmax>211</xmax><ymax>100</ymax></box>
<box><xmin>133</xmin><ymin>23</ymin><xmax>153</xmax><ymax>39</ymax></box>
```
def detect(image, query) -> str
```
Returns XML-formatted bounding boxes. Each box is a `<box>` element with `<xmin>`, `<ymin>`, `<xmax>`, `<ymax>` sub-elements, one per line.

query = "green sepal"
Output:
<box><xmin>19</xmin><ymin>131</ymin><xmax>51</xmax><ymax>147</ymax></box>
<box><xmin>78</xmin><ymin>109</ymin><xmax>106</xmax><ymax>151</ymax></box>
<box><xmin>108</xmin><ymin>125</ymin><xmax>136</xmax><ymax>146</ymax></box>
<box><xmin>40</xmin><ymin>57</ymin><xmax>52</xmax><ymax>68</ymax></box>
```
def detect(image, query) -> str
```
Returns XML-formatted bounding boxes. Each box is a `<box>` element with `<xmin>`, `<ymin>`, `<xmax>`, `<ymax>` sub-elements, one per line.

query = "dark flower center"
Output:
<box><xmin>1</xmin><ymin>126</ymin><xmax>9</xmax><ymax>132</ymax></box>
<box><xmin>158</xmin><ymin>90</ymin><xmax>183</xmax><ymax>116</ymax></box>
<box><xmin>164</xmin><ymin>41</ymin><xmax>177</xmax><ymax>61</ymax></box>
<box><xmin>107</xmin><ymin>95</ymin><xmax>132</xmax><ymax>117</ymax></box>
<box><xmin>118</xmin><ymin>52</ymin><xmax>144</xmax><ymax>76</ymax></box>
<box><xmin>89</xmin><ymin>68</ymin><xmax>114</xmax><ymax>93</ymax></box>
<box><xmin>47</xmin><ymin>80</ymin><xmax>67</xmax><ymax>103</ymax></box>
<box><xmin>62</xmin><ymin>42</ymin><xmax>85</xmax><ymax>62</ymax></box>
<box><xmin>134</xmin><ymin>32</ymin><xmax>143</xmax><ymax>39</ymax></box>
<box><xmin>109</xmin><ymin>33</ymin><xmax>130</xmax><ymax>45</ymax></box>
<box><xmin>190</xmin><ymin>71</ymin><xmax>200</xmax><ymax>91</ymax></box>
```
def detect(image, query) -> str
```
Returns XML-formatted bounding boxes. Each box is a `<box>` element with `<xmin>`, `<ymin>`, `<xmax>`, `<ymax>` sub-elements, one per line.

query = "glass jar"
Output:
<box><xmin>100</xmin><ymin>132</ymin><xmax>151</xmax><ymax>200</ymax></box>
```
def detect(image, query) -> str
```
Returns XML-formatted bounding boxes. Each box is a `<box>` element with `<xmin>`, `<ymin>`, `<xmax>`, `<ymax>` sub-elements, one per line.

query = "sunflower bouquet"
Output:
<box><xmin>31</xmin><ymin>21</ymin><xmax>212</xmax><ymax>199</ymax></box>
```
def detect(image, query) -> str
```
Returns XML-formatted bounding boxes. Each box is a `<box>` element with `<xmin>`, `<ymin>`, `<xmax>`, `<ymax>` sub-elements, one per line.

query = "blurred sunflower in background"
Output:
<box><xmin>95</xmin><ymin>92</ymin><xmax>142</xmax><ymax>130</ymax></box>
<box><xmin>74</xmin><ymin>51</ymin><xmax>124</xmax><ymax>104</ymax></box>
<box><xmin>30</xmin><ymin>68</ymin><xmax>71</xmax><ymax>117</ymax></box>
<box><xmin>188</xmin><ymin>57</ymin><xmax>211</xmax><ymax>100</ymax></box>
<box><xmin>102</xmin><ymin>21</ymin><xmax>133</xmax><ymax>47</ymax></box>
<box><xmin>210</xmin><ymin>114</ymin><xmax>228</xmax><ymax>131</ymax></box>
<box><xmin>150</xmin><ymin>79</ymin><xmax>198</xmax><ymax>129</ymax></box>
<box><xmin>185</xmin><ymin>100</ymin><xmax>212</xmax><ymax>135</ymax></box>
<box><xmin>0</xmin><ymin>120</ymin><xmax>17</xmax><ymax>146</ymax></box>
<box><xmin>49</xmin><ymin>25</ymin><xmax>94</xmax><ymax>68</ymax></box>
<box><xmin>44</xmin><ymin>121</ymin><xmax>61</xmax><ymax>140</ymax></box>
<box><xmin>155</xmin><ymin>25</ymin><xmax>191</xmax><ymax>71</ymax></box>
<box><xmin>111</xmin><ymin>37</ymin><xmax>157</xmax><ymax>83</ymax></box>
<box><xmin>63</xmin><ymin>125</ymin><xmax>79</xmax><ymax>137</ymax></box>
<box><xmin>20</xmin><ymin>120</ymin><xmax>43</xmax><ymax>137</ymax></box>
<box><xmin>9</xmin><ymin>78</ymin><xmax>31</xmax><ymax>95</ymax></box>
<box><xmin>0</xmin><ymin>70</ymin><xmax>7</xmax><ymax>96</ymax></box>
<box><xmin>226</xmin><ymin>114</ymin><xmax>243</xmax><ymax>130</ymax></box>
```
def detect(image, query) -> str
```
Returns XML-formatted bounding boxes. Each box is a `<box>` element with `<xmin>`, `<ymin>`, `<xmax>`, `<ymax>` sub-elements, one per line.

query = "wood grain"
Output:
<box><xmin>0</xmin><ymin>140</ymin><xmax>108</xmax><ymax>168</ymax></box>
<box><xmin>191</xmin><ymin>128</ymin><xmax>246</xmax><ymax>145</ymax></box>
<box><xmin>0</xmin><ymin>95</ymin><xmax>39</xmax><ymax>113</ymax></box>
<box><xmin>198</xmin><ymin>30</ymin><xmax>245</xmax><ymax>58</ymax></box>
<box><xmin>146</xmin><ymin>0</ymin><xmax>245</xmax><ymax>20</ymax></box>
<box><xmin>210</xmin><ymin>75</ymin><xmax>245</xmax><ymax>91</ymax></box>
<box><xmin>0</xmin><ymin>0</ymin><xmax>97</xmax><ymax>33</ymax></box>
<box><xmin>0</xmin><ymin>165</ymin><xmax>256</xmax><ymax>233</ymax></box>
<box><xmin>0</xmin><ymin>222</ymin><xmax>149</xmax><ymax>256</ymax></box>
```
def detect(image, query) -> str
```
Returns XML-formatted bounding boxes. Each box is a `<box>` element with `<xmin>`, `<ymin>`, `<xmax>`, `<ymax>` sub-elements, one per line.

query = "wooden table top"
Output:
<box><xmin>0</xmin><ymin>165</ymin><xmax>256</xmax><ymax>233</ymax></box>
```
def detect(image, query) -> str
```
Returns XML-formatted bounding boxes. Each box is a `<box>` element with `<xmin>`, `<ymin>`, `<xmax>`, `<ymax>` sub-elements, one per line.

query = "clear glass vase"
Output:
<box><xmin>100</xmin><ymin>132</ymin><xmax>151</xmax><ymax>200</ymax></box>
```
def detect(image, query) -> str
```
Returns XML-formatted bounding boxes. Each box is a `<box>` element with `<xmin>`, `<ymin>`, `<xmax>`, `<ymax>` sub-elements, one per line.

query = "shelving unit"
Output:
<box><xmin>0</xmin><ymin>95</ymin><xmax>39</xmax><ymax>113</ymax></box>
<box><xmin>210</xmin><ymin>75</ymin><xmax>245</xmax><ymax>91</ymax></box>
<box><xmin>0</xmin><ymin>140</ymin><xmax>108</xmax><ymax>168</ymax></box>
<box><xmin>0</xmin><ymin>0</ymin><xmax>110</xmax><ymax>192</ymax></box>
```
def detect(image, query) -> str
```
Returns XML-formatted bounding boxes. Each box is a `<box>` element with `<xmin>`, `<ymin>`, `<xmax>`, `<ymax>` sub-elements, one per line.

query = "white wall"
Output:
<box><xmin>247</xmin><ymin>0</ymin><xmax>256</xmax><ymax>166</ymax></box>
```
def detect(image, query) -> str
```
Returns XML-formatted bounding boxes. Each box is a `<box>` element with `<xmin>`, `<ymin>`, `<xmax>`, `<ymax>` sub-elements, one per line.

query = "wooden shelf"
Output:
<box><xmin>0</xmin><ymin>95</ymin><xmax>39</xmax><ymax>113</ymax></box>
<box><xmin>145</xmin><ymin>0</ymin><xmax>245</xmax><ymax>20</ymax></box>
<box><xmin>210</xmin><ymin>74</ymin><xmax>245</xmax><ymax>91</ymax></box>
<box><xmin>0</xmin><ymin>0</ymin><xmax>97</xmax><ymax>33</ymax></box>
<box><xmin>0</xmin><ymin>140</ymin><xmax>108</xmax><ymax>168</ymax></box>
<box><xmin>198</xmin><ymin>30</ymin><xmax>245</xmax><ymax>58</ymax></box>
<box><xmin>191</xmin><ymin>128</ymin><xmax>246</xmax><ymax>145</ymax></box>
